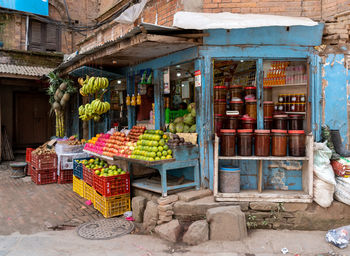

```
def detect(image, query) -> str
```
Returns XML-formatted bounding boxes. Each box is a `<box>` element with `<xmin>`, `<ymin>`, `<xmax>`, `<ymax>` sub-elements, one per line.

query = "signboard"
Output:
<box><xmin>195</xmin><ymin>70</ymin><xmax>201</xmax><ymax>87</ymax></box>
<box><xmin>0</xmin><ymin>0</ymin><xmax>49</xmax><ymax>16</ymax></box>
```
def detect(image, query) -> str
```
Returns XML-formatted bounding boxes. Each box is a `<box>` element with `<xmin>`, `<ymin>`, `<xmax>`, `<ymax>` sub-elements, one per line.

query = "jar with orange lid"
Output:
<box><xmin>271</xmin><ymin>129</ymin><xmax>287</xmax><ymax>156</ymax></box>
<box><xmin>245</xmin><ymin>99</ymin><xmax>257</xmax><ymax>119</ymax></box>
<box><xmin>237</xmin><ymin>129</ymin><xmax>253</xmax><ymax>156</ymax></box>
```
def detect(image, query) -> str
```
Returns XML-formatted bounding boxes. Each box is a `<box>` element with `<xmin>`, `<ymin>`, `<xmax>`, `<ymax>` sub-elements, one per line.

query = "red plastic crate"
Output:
<box><xmin>26</xmin><ymin>148</ymin><xmax>34</xmax><ymax>163</ymax></box>
<box><xmin>26</xmin><ymin>163</ymin><xmax>32</xmax><ymax>176</ymax></box>
<box><xmin>31</xmin><ymin>166</ymin><xmax>57</xmax><ymax>185</ymax></box>
<box><xmin>83</xmin><ymin>165</ymin><xmax>99</xmax><ymax>186</ymax></box>
<box><xmin>57</xmin><ymin>169</ymin><xmax>73</xmax><ymax>184</ymax></box>
<box><xmin>93</xmin><ymin>173</ymin><xmax>130</xmax><ymax>197</ymax></box>
<box><xmin>31</xmin><ymin>153</ymin><xmax>57</xmax><ymax>170</ymax></box>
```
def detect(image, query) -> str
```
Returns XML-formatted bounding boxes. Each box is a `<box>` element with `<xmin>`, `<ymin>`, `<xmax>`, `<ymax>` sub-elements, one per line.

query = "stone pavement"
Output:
<box><xmin>1</xmin><ymin>229</ymin><xmax>350</xmax><ymax>256</ymax></box>
<box><xmin>0</xmin><ymin>160</ymin><xmax>102</xmax><ymax>235</ymax></box>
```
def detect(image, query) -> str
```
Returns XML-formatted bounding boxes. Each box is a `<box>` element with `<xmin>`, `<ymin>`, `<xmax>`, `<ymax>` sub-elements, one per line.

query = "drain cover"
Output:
<box><xmin>77</xmin><ymin>218</ymin><xmax>134</xmax><ymax>240</ymax></box>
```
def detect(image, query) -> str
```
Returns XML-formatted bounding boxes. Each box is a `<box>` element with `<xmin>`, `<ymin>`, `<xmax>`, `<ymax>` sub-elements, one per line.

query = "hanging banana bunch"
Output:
<box><xmin>79</xmin><ymin>99</ymin><xmax>110</xmax><ymax>121</ymax></box>
<box><xmin>79</xmin><ymin>76</ymin><xmax>109</xmax><ymax>96</ymax></box>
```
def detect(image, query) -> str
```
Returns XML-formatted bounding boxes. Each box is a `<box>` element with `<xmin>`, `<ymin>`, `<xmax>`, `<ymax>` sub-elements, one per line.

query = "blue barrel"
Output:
<box><xmin>219</xmin><ymin>166</ymin><xmax>240</xmax><ymax>193</ymax></box>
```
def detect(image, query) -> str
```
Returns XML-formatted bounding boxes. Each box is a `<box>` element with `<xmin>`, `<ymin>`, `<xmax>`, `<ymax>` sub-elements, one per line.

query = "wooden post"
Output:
<box><xmin>258</xmin><ymin>160</ymin><xmax>263</xmax><ymax>193</ymax></box>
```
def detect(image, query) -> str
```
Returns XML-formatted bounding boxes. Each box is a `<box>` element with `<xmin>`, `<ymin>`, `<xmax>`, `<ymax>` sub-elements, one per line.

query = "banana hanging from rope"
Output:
<box><xmin>79</xmin><ymin>76</ymin><xmax>109</xmax><ymax>96</ymax></box>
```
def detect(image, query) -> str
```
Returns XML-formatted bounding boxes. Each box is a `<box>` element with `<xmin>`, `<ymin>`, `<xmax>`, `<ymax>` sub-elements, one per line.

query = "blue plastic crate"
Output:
<box><xmin>73</xmin><ymin>157</ymin><xmax>93</xmax><ymax>180</ymax></box>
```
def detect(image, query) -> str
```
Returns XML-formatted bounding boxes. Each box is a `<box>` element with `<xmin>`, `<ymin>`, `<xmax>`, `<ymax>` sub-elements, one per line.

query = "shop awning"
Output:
<box><xmin>173</xmin><ymin>12</ymin><xmax>319</xmax><ymax>30</ymax></box>
<box><xmin>0</xmin><ymin>64</ymin><xmax>54</xmax><ymax>79</ymax></box>
<box><xmin>69</xmin><ymin>66</ymin><xmax>124</xmax><ymax>81</ymax></box>
<box><xmin>57</xmin><ymin>23</ymin><xmax>200</xmax><ymax>75</ymax></box>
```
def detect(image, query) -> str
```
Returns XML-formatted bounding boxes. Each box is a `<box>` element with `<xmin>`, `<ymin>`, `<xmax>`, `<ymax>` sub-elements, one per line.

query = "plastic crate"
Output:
<box><xmin>26</xmin><ymin>163</ymin><xmax>32</xmax><ymax>176</ymax></box>
<box><xmin>31</xmin><ymin>166</ymin><xmax>57</xmax><ymax>185</ymax></box>
<box><xmin>26</xmin><ymin>148</ymin><xmax>34</xmax><ymax>163</ymax></box>
<box><xmin>83</xmin><ymin>165</ymin><xmax>99</xmax><ymax>186</ymax></box>
<box><xmin>93</xmin><ymin>173</ymin><xmax>130</xmax><ymax>197</ymax></box>
<box><xmin>84</xmin><ymin>182</ymin><xmax>95</xmax><ymax>204</ymax></box>
<box><xmin>73</xmin><ymin>157</ymin><xmax>93</xmax><ymax>180</ymax></box>
<box><xmin>31</xmin><ymin>153</ymin><xmax>57</xmax><ymax>170</ymax></box>
<box><xmin>57</xmin><ymin>169</ymin><xmax>73</xmax><ymax>184</ymax></box>
<box><xmin>73</xmin><ymin>175</ymin><xmax>84</xmax><ymax>197</ymax></box>
<box><xmin>94</xmin><ymin>191</ymin><xmax>130</xmax><ymax>218</ymax></box>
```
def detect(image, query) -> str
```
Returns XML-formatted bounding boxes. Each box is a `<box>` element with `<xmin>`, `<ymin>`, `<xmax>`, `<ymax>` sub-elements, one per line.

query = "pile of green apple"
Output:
<box><xmin>79</xmin><ymin>158</ymin><xmax>108</xmax><ymax>169</ymax></box>
<box><xmin>130</xmin><ymin>129</ymin><xmax>173</xmax><ymax>161</ymax></box>
<box><xmin>94</xmin><ymin>165</ymin><xmax>127</xmax><ymax>177</ymax></box>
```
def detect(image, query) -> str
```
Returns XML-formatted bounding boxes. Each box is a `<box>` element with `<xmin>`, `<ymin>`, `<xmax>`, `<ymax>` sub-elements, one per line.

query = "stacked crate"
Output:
<box><xmin>30</xmin><ymin>152</ymin><xmax>57</xmax><ymax>185</ymax></box>
<box><xmin>25</xmin><ymin>148</ymin><xmax>34</xmax><ymax>176</ymax></box>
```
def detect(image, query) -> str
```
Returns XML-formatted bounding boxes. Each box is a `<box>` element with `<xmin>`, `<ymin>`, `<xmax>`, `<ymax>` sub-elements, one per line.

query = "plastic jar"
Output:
<box><xmin>264</xmin><ymin>117</ymin><xmax>273</xmax><ymax>130</ymax></box>
<box><xmin>220</xmin><ymin>129</ymin><xmax>236</xmax><ymax>156</ymax></box>
<box><xmin>273</xmin><ymin>114</ymin><xmax>288</xmax><ymax>130</ymax></box>
<box><xmin>237</xmin><ymin>129</ymin><xmax>253</xmax><ymax>156</ymax></box>
<box><xmin>288</xmin><ymin>130</ymin><xmax>306</xmax><ymax>156</ymax></box>
<box><xmin>254</xmin><ymin>130</ymin><xmax>271</xmax><ymax>156</ymax></box>
<box><xmin>271</xmin><ymin>129</ymin><xmax>287</xmax><ymax>156</ymax></box>
<box><xmin>214</xmin><ymin>99</ymin><xmax>227</xmax><ymax>115</ymax></box>
<box><xmin>241</xmin><ymin>116</ymin><xmax>257</xmax><ymax>130</ymax></box>
<box><xmin>288</xmin><ymin>114</ymin><xmax>304</xmax><ymax>130</ymax></box>
<box><xmin>263</xmin><ymin>101</ymin><xmax>274</xmax><ymax>118</ymax></box>
<box><xmin>214</xmin><ymin>86</ymin><xmax>227</xmax><ymax>100</ymax></box>
<box><xmin>278</xmin><ymin>94</ymin><xmax>285</xmax><ymax>103</ymax></box>
<box><xmin>225</xmin><ymin>114</ymin><xmax>240</xmax><ymax>129</ymax></box>
<box><xmin>263</xmin><ymin>87</ymin><xmax>272</xmax><ymax>101</ymax></box>
<box><xmin>229</xmin><ymin>85</ymin><xmax>243</xmax><ymax>100</ymax></box>
<box><xmin>290</xmin><ymin>94</ymin><xmax>297</xmax><ymax>103</ymax></box>
<box><xmin>214</xmin><ymin>114</ymin><xmax>225</xmax><ymax>136</ymax></box>
<box><xmin>245</xmin><ymin>86</ymin><xmax>256</xmax><ymax>98</ymax></box>
<box><xmin>229</xmin><ymin>100</ymin><xmax>244</xmax><ymax>114</ymax></box>
<box><xmin>245</xmin><ymin>99</ymin><xmax>257</xmax><ymax>119</ymax></box>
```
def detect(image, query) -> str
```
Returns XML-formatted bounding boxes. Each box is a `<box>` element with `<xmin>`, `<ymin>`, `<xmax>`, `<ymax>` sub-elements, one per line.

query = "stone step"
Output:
<box><xmin>173</xmin><ymin>196</ymin><xmax>249</xmax><ymax>221</ymax></box>
<box><xmin>177</xmin><ymin>189</ymin><xmax>213</xmax><ymax>202</ymax></box>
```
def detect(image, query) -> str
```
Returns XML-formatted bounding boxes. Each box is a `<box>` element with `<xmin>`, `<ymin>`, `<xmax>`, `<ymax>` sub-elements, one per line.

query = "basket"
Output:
<box><xmin>73</xmin><ymin>175</ymin><xmax>84</xmax><ymax>197</ymax></box>
<box><xmin>26</xmin><ymin>148</ymin><xmax>34</xmax><ymax>163</ymax></box>
<box><xmin>83</xmin><ymin>165</ymin><xmax>99</xmax><ymax>186</ymax></box>
<box><xmin>31</xmin><ymin>166</ymin><xmax>57</xmax><ymax>185</ymax></box>
<box><xmin>84</xmin><ymin>182</ymin><xmax>95</xmax><ymax>204</ymax></box>
<box><xmin>94</xmin><ymin>191</ymin><xmax>130</xmax><ymax>218</ymax></box>
<box><xmin>57</xmin><ymin>169</ymin><xmax>73</xmax><ymax>184</ymax></box>
<box><xmin>93</xmin><ymin>173</ymin><xmax>130</xmax><ymax>197</ymax></box>
<box><xmin>73</xmin><ymin>158</ymin><xmax>92</xmax><ymax>180</ymax></box>
<box><xmin>31</xmin><ymin>153</ymin><xmax>57</xmax><ymax>170</ymax></box>
<box><xmin>169</xmin><ymin>109</ymin><xmax>188</xmax><ymax>123</ymax></box>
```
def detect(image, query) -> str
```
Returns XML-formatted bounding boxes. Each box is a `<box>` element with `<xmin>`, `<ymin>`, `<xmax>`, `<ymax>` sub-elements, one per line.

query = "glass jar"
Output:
<box><xmin>300</xmin><ymin>103</ymin><xmax>306</xmax><ymax>112</ymax></box>
<box><xmin>288</xmin><ymin>114</ymin><xmax>304</xmax><ymax>130</ymax></box>
<box><xmin>229</xmin><ymin>100</ymin><xmax>244</xmax><ymax>115</ymax></box>
<box><xmin>299</xmin><ymin>94</ymin><xmax>306</xmax><ymax>103</ymax></box>
<box><xmin>290</xmin><ymin>102</ymin><xmax>296</xmax><ymax>112</ymax></box>
<box><xmin>255</xmin><ymin>130</ymin><xmax>271</xmax><ymax>156</ymax></box>
<box><xmin>273</xmin><ymin>114</ymin><xmax>288</xmax><ymax>130</ymax></box>
<box><xmin>241</xmin><ymin>116</ymin><xmax>257</xmax><ymax>130</ymax></box>
<box><xmin>271</xmin><ymin>129</ymin><xmax>287</xmax><ymax>156</ymax></box>
<box><xmin>264</xmin><ymin>117</ymin><xmax>273</xmax><ymax>130</ymax></box>
<box><xmin>225</xmin><ymin>114</ymin><xmax>240</xmax><ymax>129</ymax></box>
<box><xmin>220</xmin><ymin>129</ymin><xmax>236</xmax><ymax>156</ymax></box>
<box><xmin>214</xmin><ymin>99</ymin><xmax>227</xmax><ymax>115</ymax></box>
<box><xmin>263</xmin><ymin>87</ymin><xmax>272</xmax><ymax>101</ymax></box>
<box><xmin>263</xmin><ymin>101</ymin><xmax>274</xmax><ymax>118</ymax></box>
<box><xmin>285</xmin><ymin>103</ymin><xmax>290</xmax><ymax>112</ymax></box>
<box><xmin>288</xmin><ymin>130</ymin><xmax>306</xmax><ymax>156</ymax></box>
<box><xmin>245</xmin><ymin>86</ymin><xmax>256</xmax><ymax>99</ymax></box>
<box><xmin>229</xmin><ymin>85</ymin><xmax>243</xmax><ymax>100</ymax></box>
<box><xmin>214</xmin><ymin>86</ymin><xmax>227</xmax><ymax>100</ymax></box>
<box><xmin>245</xmin><ymin>99</ymin><xmax>257</xmax><ymax>119</ymax></box>
<box><xmin>214</xmin><ymin>114</ymin><xmax>225</xmax><ymax>136</ymax></box>
<box><xmin>290</xmin><ymin>94</ymin><xmax>297</xmax><ymax>103</ymax></box>
<box><xmin>278</xmin><ymin>94</ymin><xmax>285</xmax><ymax>103</ymax></box>
<box><xmin>237</xmin><ymin>129</ymin><xmax>253</xmax><ymax>156</ymax></box>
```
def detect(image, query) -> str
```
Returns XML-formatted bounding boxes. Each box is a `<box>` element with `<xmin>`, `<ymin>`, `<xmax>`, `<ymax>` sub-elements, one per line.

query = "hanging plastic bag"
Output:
<box><xmin>334</xmin><ymin>177</ymin><xmax>350</xmax><ymax>205</ymax></box>
<box><xmin>115</xmin><ymin>0</ymin><xmax>148</xmax><ymax>24</ymax></box>
<box><xmin>326</xmin><ymin>225</ymin><xmax>350</xmax><ymax>249</ymax></box>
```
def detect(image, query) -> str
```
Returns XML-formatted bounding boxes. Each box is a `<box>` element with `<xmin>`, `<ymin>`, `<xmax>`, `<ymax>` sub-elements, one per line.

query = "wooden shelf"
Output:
<box><xmin>132</xmin><ymin>178</ymin><xmax>197</xmax><ymax>194</ymax></box>
<box><xmin>264</xmin><ymin>83</ymin><xmax>307</xmax><ymax>88</ymax></box>
<box><xmin>285</xmin><ymin>112</ymin><xmax>306</xmax><ymax>115</ymax></box>
<box><xmin>83</xmin><ymin>150</ymin><xmax>114</xmax><ymax>162</ymax></box>
<box><xmin>218</xmin><ymin>156</ymin><xmax>309</xmax><ymax>161</ymax></box>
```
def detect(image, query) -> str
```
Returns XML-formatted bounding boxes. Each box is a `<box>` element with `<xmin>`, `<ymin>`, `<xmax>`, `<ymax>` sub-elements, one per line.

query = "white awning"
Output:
<box><xmin>173</xmin><ymin>12</ymin><xmax>319</xmax><ymax>30</ymax></box>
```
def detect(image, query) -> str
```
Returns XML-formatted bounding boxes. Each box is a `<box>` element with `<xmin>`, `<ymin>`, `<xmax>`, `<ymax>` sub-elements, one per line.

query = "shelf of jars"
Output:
<box><xmin>263</xmin><ymin>83</ymin><xmax>307</xmax><ymax>88</ymax></box>
<box><xmin>213</xmin><ymin>134</ymin><xmax>313</xmax><ymax>203</ymax></box>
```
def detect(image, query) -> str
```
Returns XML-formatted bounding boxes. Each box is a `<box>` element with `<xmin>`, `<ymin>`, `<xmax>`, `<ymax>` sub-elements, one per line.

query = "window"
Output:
<box><xmin>28</xmin><ymin>19</ymin><xmax>61</xmax><ymax>52</ymax></box>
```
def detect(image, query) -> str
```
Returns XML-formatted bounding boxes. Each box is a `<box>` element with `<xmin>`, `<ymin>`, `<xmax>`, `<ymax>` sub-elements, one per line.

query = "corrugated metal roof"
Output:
<box><xmin>0</xmin><ymin>64</ymin><xmax>54</xmax><ymax>77</ymax></box>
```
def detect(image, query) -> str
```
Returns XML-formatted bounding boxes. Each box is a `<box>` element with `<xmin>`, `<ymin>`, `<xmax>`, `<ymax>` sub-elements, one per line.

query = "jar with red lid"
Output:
<box><xmin>245</xmin><ymin>86</ymin><xmax>256</xmax><ymax>99</ymax></box>
<box><xmin>229</xmin><ymin>100</ymin><xmax>244</xmax><ymax>115</ymax></box>
<box><xmin>278</xmin><ymin>94</ymin><xmax>285</xmax><ymax>103</ymax></box>
<box><xmin>271</xmin><ymin>129</ymin><xmax>287</xmax><ymax>156</ymax></box>
<box><xmin>220</xmin><ymin>129</ymin><xmax>236</xmax><ymax>156</ymax></box>
<box><xmin>214</xmin><ymin>86</ymin><xmax>227</xmax><ymax>100</ymax></box>
<box><xmin>237</xmin><ymin>129</ymin><xmax>253</xmax><ymax>156</ymax></box>
<box><xmin>290</xmin><ymin>102</ymin><xmax>296</xmax><ymax>112</ymax></box>
<box><xmin>241</xmin><ymin>116</ymin><xmax>257</xmax><ymax>130</ymax></box>
<box><xmin>225</xmin><ymin>114</ymin><xmax>240</xmax><ymax>129</ymax></box>
<box><xmin>277</xmin><ymin>103</ymin><xmax>285</xmax><ymax>112</ymax></box>
<box><xmin>288</xmin><ymin>115</ymin><xmax>304</xmax><ymax>130</ymax></box>
<box><xmin>299</xmin><ymin>94</ymin><xmax>306</xmax><ymax>103</ymax></box>
<box><xmin>245</xmin><ymin>99</ymin><xmax>257</xmax><ymax>119</ymax></box>
<box><xmin>214</xmin><ymin>99</ymin><xmax>227</xmax><ymax>115</ymax></box>
<box><xmin>290</xmin><ymin>94</ymin><xmax>297</xmax><ymax>103</ymax></box>
<box><xmin>229</xmin><ymin>85</ymin><xmax>243</xmax><ymax>100</ymax></box>
<box><xmin>285</xmin><ymin>103</ymin><xmax>290</xmax><ymax>112</ymax></box>
<box><xmin>264</xmin><ymin>117</ymin><xmax>273</xmax><ymax>130</ymax></box>
<box><xmin>273</xmin><ymin>114</ymin><xmax>288</xmax><ymax>130</ymax></box>
<box><xmin>214</xmin><ymin>114</ymin><xmax>225</xmax><ymax>136</ymax></box>
<box><xmin>255</xmin><ymin>130</ymin><xmax>271</xmax><ymax>156</ymax></box>
<box><xmin>288</xmin><ymin>130</ymin><xmax>306</xmax><ymax>156</ymax></box>
<box><xmin>300</xmin><ymin>103</ymin><xmax>306</xmax><ymax>112</ymax></box>
<box><xmin>263</xmin><ymin>101</ymin><xmax>274</xmax><ymax>118</ymax></box>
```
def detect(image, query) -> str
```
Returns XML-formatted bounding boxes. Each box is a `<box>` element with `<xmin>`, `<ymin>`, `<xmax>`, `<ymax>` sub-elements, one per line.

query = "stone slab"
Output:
<box><xmin>177</xmin><ymin>189</ymin><xmax>213</xmax><ymax>202</ymax></box>
<box><xmin>157</xmin><ymin>195</ymin><xmax>178</xmax><ymax>205</ymax></box>
<box><xmin>131</xmin><ymin>196</ymin><xmax>147</xmax><ymax>223</ymax></box>
<box><xmin>249</xmin><ymin>202</ymin><xmax>279</xmax><ymax>211</ymax></box>
<box><xmin>182</xmin><ymin>220</ymin><xmax>209</xmax><ymax>245</ymax></box>
<box><xmin>143</xmin><ymin>201</ymin><xmax>158</xmax><ymax>232</ymax></box>
<box><xmin>154</xmin><ymin>220</ymin><xmax>182</xmax><ymax>243</ymax></box>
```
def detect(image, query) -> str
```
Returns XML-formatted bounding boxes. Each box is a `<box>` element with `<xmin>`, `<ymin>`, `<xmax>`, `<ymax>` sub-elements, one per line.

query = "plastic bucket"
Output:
<box><xmin>219</xmin><ymin>166</ymin><xmax>240</xmax><ymax>193</ymax></box>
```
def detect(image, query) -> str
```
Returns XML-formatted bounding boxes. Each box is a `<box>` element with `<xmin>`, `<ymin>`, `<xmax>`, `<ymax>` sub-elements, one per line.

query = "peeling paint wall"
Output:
<box><xmin>322</xmin><ymin>54</ymin><xmax>350</xmax><ymax>148</ymax></box>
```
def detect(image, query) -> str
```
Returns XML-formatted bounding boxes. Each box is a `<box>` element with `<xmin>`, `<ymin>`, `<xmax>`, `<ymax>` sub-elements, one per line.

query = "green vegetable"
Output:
<box><xmin>169</xmin><ymin>123</ymin><xmax>176</xmax><ymax>133</ymax></box>
<box><xmin>184</xmin><ymin>113</ymin><xmax>195</xmax><ymax>126</ymax></box>
<box><xmin>190</xmin><ymin>124</ymin><xmax>196</xmax><ymax>133</ymax></box>
<box><xmin>174</xmin><ymin>117</ymin><xmax>184</xmax><ymax>124</ymax></box>
<box><xmin>184</xmin><ymin>125</ymin><xmax>190</xmax><ymax>133</ymax></box>
<box><xmin>176</xmin><ymin>123</ymin><xmax>184</xmax><ymax>133</ymax></box>
<box><xmin>191</xmin><ymin>108</ymin><xmax>196</xmax><ymax>117</ymax></box>
<box><xmin>187</xmin><ymin>102</ymin><xmax>195</xmax><ymax>112</ymax></box>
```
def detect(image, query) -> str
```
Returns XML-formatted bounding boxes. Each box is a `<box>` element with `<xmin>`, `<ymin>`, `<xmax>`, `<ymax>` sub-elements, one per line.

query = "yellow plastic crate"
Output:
<box><xmin>84</xmin><ymin>182</ymin><xmax>95</xmax><ymax>204</ymax></box>
<box><xmin>94</xmin><ymin>191</ymin><xmax>130</xmax><ymax>218</ymax></box>
<box><xmin>73</xmin><ymin>175</ymin><xmax>84</xmax><ymax>197</ymax></box>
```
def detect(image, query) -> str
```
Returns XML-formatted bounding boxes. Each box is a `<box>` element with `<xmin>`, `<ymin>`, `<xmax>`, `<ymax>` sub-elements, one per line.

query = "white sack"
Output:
<box><xmin>313</xmin><ymin>176</ymin><xmax>334</xmax><ymax>208</ymax></box>
<box><xmin>334</xmin><ymin>177</ymin><xmax>350</xmax><ymax>206</ymax></box>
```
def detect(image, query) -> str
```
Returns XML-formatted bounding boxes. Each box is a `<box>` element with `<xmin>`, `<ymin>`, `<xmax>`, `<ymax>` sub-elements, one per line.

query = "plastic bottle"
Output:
<box><xmin>126</xmin><ymin>94</ymin><xmax>131</xmax><ymax>106</ymax></box>
<box><xmin>136</xmin><ymin>93</ymin><xmax>141</xmax><ymax>105</ymax></box>
<box><xmin>131</xmin><ymin>94</ymin><xmax>136</xmax><ymax>106</ymax></box>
